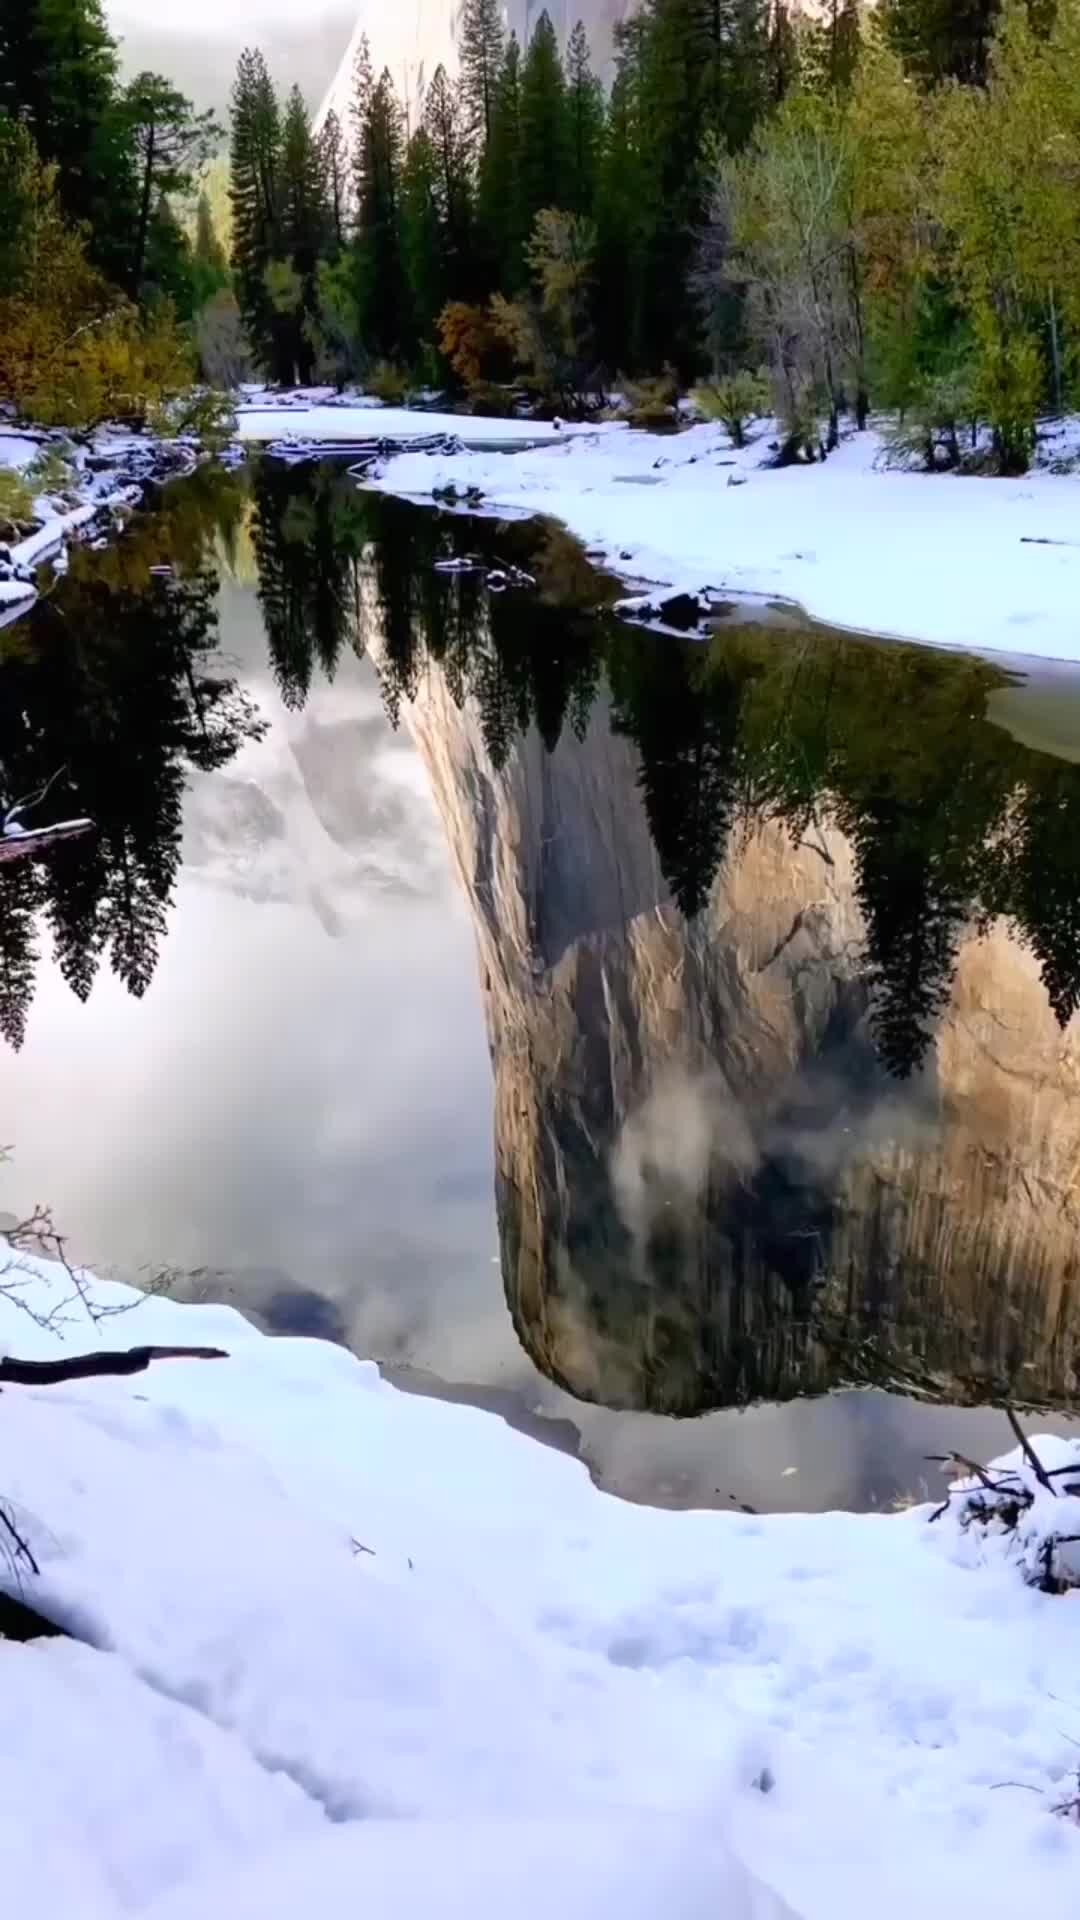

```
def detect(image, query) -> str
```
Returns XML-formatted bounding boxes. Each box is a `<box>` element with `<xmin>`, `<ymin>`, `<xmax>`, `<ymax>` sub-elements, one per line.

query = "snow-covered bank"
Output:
<box><xmin>0</xmin><ymin>429</ymin><xmax>197</xmax><ymax>627</ymax></box>
<box><xmin>369</xmin><ymin>418</ymin><xmax>1080</xmax><ymax>663</ymax></box>
<box><xmin>235</xmin><ymin>398</ymin><xmax>594</xmax><ymax>452</ymax></box>
<box><xmin>1</xmin><ymin>1253</ymin><xmax>1079</xmax><ymax>1919</ymax></box>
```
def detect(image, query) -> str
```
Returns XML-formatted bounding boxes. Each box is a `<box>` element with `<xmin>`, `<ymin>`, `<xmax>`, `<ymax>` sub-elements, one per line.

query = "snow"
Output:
<box><xmin>0</xmin><ymin>429</ymin><xmax>185</xmax><ymax>625</ymax></box>
<box><xmin>369</xmin><ymin>416</ymin><xmax>1080</xmax><ymax>663</ymax></box>
<box><xmin>235</xmin><ymin>399</ymin><xmax>593</xmax><ymax>450</ymax></box>
<box><xmin>1</xmin><ymin>1250</ymin><xmax>1079</xmax><ymax>1918</ymax></box>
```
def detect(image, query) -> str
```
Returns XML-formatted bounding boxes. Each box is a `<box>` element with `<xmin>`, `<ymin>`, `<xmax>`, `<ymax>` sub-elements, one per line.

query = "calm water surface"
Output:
<box><xmin>4</xmin><ymin>460</ymin><xmax>1080</xmax><ymax>1513</ymax></box>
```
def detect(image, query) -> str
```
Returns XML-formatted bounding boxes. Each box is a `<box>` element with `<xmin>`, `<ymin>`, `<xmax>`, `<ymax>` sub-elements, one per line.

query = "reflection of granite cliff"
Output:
<box><xmin>403</xmin><ymin>666</ymin><xmax>1080</xmax><ymax>1416</ymax></box>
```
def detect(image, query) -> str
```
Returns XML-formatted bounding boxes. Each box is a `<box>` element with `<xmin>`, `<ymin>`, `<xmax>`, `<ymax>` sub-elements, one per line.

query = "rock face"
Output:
<box><xmin>401</xmin><ymin>658</ymin><xmax>1080</xmax><ymax>1419</ymax></box>
<box><xmin>316</xmin><ymin>2</ymin><xmax>635</xmax><ymax>139</ymax></box>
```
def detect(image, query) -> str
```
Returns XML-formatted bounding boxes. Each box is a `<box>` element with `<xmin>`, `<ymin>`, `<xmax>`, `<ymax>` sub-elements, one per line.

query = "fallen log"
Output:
<box><xmin>0</xmin><ymin>1344</ymin><xmax>227</xmax><ymax>1387</ymax></box>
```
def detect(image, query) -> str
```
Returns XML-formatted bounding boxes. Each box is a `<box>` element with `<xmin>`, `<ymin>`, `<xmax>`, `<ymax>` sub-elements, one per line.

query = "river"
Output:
<box><xmin>3</xmin><ymin>456</ymin><xmax>1079</xmax><ymax>1513</ymax></box>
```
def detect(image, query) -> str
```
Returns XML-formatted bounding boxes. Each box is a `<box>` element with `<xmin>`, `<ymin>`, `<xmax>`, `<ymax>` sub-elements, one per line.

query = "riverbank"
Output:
<box><xmin>0</xmin><ymin>429</ymin><xmax>203</xmax><ymax>628</ymax></box>
<box><xmin>1</xmin><ymin>1252</ymin><xmax>1077</xmax><ymax>1919</ymax></box>
<box><xmin>368</xmin><ymin>415</ymin><xmax>1080</xmax><ymax>664</ymax></box>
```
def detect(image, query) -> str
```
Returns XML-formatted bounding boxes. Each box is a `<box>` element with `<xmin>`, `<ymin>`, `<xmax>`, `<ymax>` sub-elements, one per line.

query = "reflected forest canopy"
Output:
<box><xmin>5</xmin><ymin>458</ymin><xmax>1080</xmax><ymax>1083</ymax></box>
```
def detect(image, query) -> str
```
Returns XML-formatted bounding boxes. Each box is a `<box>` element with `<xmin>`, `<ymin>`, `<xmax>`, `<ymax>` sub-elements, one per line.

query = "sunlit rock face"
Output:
<box><xmin>316</xmin><ymin>2</ymin><xmax>635</xmax><ymax>140</ymax></box>
<box><xmin>398</xmin><ymin>653</ymin><xmax>1080</xmax><ymax>1420</ymax></box>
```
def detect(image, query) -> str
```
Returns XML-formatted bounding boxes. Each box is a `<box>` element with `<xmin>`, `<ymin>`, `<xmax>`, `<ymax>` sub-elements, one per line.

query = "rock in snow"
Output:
<box><xmin>0</xmin><ymin>1253</ymin><xmax>1078</xmax><ymax>1918</ymax></box>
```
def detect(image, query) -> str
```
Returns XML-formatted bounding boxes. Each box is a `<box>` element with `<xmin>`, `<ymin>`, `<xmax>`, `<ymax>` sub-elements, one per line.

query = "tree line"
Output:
<box><xmin>0</xmin><ymin>0</ymin><xmax>229</xmax><ymax>427</ymax></box>
<box><xmin>225</xmin><ymin>0</ymin><xmax>1080</xmax><ymax>467</ymax></box>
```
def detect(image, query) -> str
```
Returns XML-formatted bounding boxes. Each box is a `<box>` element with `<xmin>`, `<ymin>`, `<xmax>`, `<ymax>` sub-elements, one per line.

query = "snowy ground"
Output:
<box><xmin>369</xmin><ymin>416</ymin><xmax>1080</xmax><ymax>663</ymax></box>
<box><xmin>0</xmin><ymin>428</ymin><xmax>187</xmax><ymax>628</ymax></box>
<box><xmin>1</xmin><ymin>1251</ymin><xmax>1079</xmax><ymax>1919</ymax></box>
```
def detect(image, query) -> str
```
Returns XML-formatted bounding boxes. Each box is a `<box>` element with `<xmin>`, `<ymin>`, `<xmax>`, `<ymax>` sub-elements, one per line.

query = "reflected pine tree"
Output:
<box><xmin>608</xmin><ymin>633</ymin><xmax>757</xmax><ymax>919</ymax></box>
<box><xmin>0</xmin><ymin>863</ymin><xmax>42</xmax><ymax>1051</ymax></box>
<box><xmin>364</xmin><ymin>497</ymin><xmax>606</xmax><ymax>760</ymax></box>
<box><xmin>0</xmin><ymin>472</ymin><xmax>265</xmax><ymax>1049</ymax></box>
<box><xmin>1004</xmin><ymin>765</ymin><xmax>1080</xmax><ymax>1028</ymax></box>
<box><xmin>251</xmin><ymin>461</ymin><xmax>373</xmax><ymax>707</ymax></box>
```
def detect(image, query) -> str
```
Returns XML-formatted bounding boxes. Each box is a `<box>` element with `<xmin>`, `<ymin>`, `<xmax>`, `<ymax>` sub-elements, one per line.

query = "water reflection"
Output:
<box><xmin>4</xmin><ymin>460</ymin><xmax>1080</xmax><ymax>1508</ymax></box>
<box><xmin>0</xmin><ymin>468</ymin><xmax>263</xmax><ymax>1047</ymax></box>
<box><xmin>356</xmin><ymin>482</ymin><xmax>1080</xmax><ymax>1418</ymax></box>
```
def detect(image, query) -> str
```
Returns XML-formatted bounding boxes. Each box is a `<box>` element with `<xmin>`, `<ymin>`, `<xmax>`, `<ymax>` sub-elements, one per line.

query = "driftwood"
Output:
<box><xmin>0</xmin><ymin>1345</ymin><xmax>226</xmax><ymax>1387</ymax></box>
<box><xmin>0</xmin><ymin>820</ymin><xmax>94</xmax><ymax>865</ymax></box>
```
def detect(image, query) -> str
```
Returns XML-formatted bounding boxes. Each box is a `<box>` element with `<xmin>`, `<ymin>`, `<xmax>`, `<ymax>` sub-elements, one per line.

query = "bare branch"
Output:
<box><xmin>1005</xmin><ymin>1408</ymin><xmax>1056</xmax><ymax>1495</ymax></box>
<box><xmin>0</xmin><ymin>1503</ymin><xmax>39</xmax><ymax>1577</ymax></box>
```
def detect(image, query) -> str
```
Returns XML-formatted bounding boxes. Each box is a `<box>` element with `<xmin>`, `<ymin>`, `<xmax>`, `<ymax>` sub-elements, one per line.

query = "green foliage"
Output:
<box><xmin>26</xmin><ymin>448</ymin><xmax>75</xmax><ymax>496</ymax></box>
<box><xmin>884</xmin><ymin>364</ymin><xmax>977</xmax><ymax>470</ymax></box>
<box><xmin>620</xmin><ymin>367</ymin><xmax>679</xmax><ymax>426</ymax></box>
<box><xmin>0</xmin><ymin>0</ymin><xmax>124</xmax><ymax>267</ymax></box>
<box><xmin>195</xmin><ymin>290</ymin><xmax>252</xmax><ymax>389</ymax></box>
<box><xmin>368</xmin><ymin>360</ymin><xmax>410</xmax><ymax>406</ymax></box>
<box><xmin>0</xmin><ymin>471</ymin><xmax>35</xmax><ymax>541</ymax></box>
<box><xmin>691</xmin><ymin>369</ymin><xmax>770</xmax><ymax>444</ymax></box>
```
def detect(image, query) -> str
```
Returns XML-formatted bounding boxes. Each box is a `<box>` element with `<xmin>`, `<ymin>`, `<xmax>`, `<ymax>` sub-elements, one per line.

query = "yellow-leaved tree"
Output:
<box><xmin>0</xmin><ymin>114</ymin><xmax>202</xmax><ymax>435</ymax></box>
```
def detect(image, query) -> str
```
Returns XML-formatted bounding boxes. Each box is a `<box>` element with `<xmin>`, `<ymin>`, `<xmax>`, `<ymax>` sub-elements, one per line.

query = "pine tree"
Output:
<box><xmin>459</xmin><ymin>0</ymin><xmax>505</xmax><ymax>146</ymax></box>
<box><xmin>354</xmin><ymin>69</ymin><xmax>410</xmax><ymax>360</ymax></box>
<box><xmin>520</xmin><ymin>11</ymin><xmax>570</xmax><ymax>233</ymax></box>
<box><xmin>120</xmin><ymin>72</ymin><xmax>220</xmax><ymax>297</ymax></box>
<box><xmin>478</xmin><ymin>33</ymin><xmax>526</xmax><ymax>290</ymax></box>
<box><xmin>229</xmin><ymin>47</ymin><xmax>285</xmax><ymax>377</ymax></box>
<box><xmin>279</xmin><ymin>85</ymin><xmax>328</xmax><ymax>383</ymax></box>
<box><xmin>595</xmin><ymin>17</ymin><xmax>648</xmax><ymax>368</ymax></box>
<box><xmin>422</xmin><ymin>65</ymin><xmax>475</xmax><ymax>294</ymax></box>
<box><xmin>318</xmin><ymin>108</ymin><xmax>348</xmax><ymax>252</ymax></box>
<box><xmin>402</xmin><ymin>128</ymin><xmax>447</xmax><ymax>345</ymax></box>
<box><xmin>564</xmin><ymin>22</ymin><xmax>604</xmax><ymax>216</ymax></box>
<box><xmin>349</xmin><ymin>34</ymin><xmax>374</xmax><ymax>211</ymax></box>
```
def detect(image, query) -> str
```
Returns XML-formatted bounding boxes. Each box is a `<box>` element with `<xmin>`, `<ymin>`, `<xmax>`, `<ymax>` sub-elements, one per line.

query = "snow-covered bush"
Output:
<box><xmin>934</xmin><ymin>1427</ymin><xmax>1080</xmax><ymax>1593</ymax></box>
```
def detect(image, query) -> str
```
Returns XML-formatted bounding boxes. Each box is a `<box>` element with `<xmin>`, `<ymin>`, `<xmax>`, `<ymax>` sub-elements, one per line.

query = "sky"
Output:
<box><xmin>105</xmin><ymin>3</ymin><xmax>356</xmax><ymax>114</ymax></box>
<box><xmin>107</xmin><ymin>0</ymin><xmax>328</xmax><ymax>32</ymax></box>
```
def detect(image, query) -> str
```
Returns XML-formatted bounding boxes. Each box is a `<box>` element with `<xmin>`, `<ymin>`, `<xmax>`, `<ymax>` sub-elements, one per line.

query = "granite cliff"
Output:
<box><xmin>400</xmin><ymin>654</ymin><xmax>1080</xmax><ymax>1417</ymax></box>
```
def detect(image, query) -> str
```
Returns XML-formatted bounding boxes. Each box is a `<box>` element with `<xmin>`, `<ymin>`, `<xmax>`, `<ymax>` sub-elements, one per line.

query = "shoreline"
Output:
<box><xmin>3</xmin><ymin>1249</ymin><xmax>1080</xmax><ymax>1918</ymax></box>
<box><xmin>0</xmin><ymin>430</ymin><xmax>203</xmax><ymax>628</ymax></box>
<box><xmin>364</xmin><ymin>415</ymin><xmax>1080</xmax><ymax>666</ymax></box>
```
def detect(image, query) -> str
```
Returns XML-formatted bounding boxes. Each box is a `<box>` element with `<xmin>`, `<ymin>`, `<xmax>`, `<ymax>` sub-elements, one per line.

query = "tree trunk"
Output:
<box><xmin>1049</xmin><ymin>290</ymin><xmax>1063</xmax><ymax>416</ymax></box>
